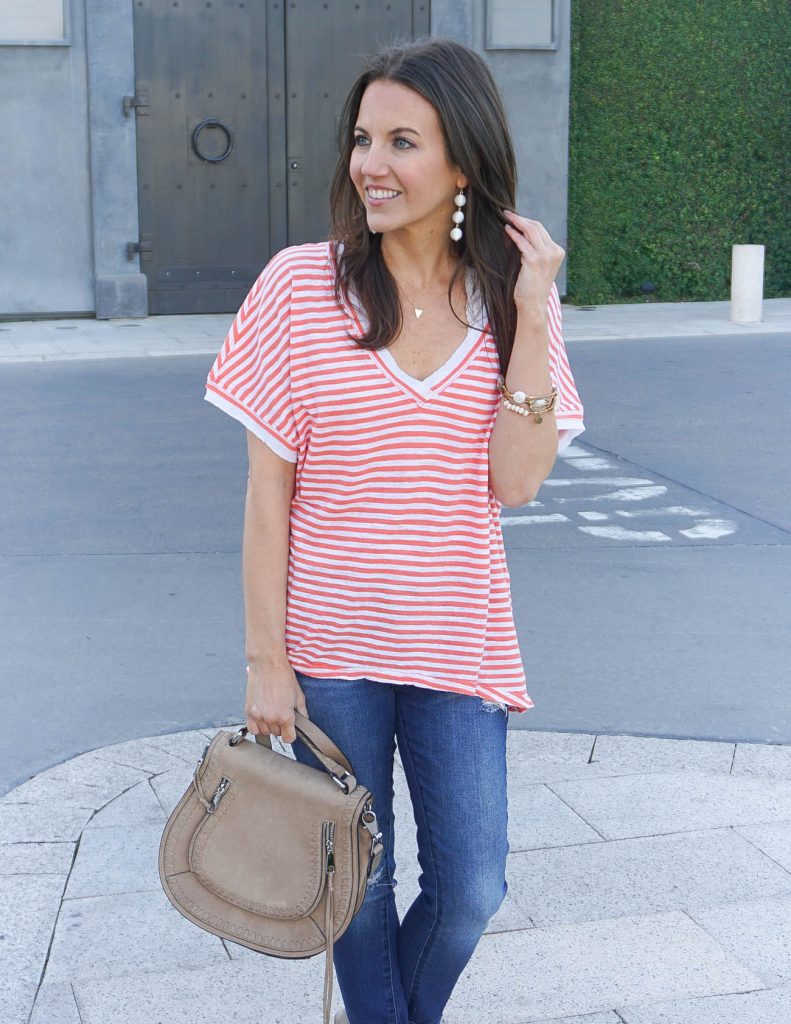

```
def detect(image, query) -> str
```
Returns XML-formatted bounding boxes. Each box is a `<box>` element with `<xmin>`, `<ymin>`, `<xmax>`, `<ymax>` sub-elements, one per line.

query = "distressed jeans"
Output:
<box><xmin>290</xmin><ymin>670</ymin><xmax>510</xmax><ymax>1024</ymax></box>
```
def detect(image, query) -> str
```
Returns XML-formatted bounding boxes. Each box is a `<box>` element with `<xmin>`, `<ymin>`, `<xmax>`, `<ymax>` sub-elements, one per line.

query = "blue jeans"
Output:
<box><xmin>290</xmin><ymin>671</ymin><xmax>510</xmax><ymax>1024</ymax></box>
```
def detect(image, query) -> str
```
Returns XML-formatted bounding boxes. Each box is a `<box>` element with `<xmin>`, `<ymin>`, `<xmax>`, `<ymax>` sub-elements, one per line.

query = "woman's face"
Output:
<box><xmin>349</xmin><ymin>79</ymin><xmax>466</xmax><ymax>241</ymax></box>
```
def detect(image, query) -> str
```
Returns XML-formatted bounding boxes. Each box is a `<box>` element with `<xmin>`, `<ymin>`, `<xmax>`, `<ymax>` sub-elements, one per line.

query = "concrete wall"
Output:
<box><xmin>0</xmin><ymin>0</ymin><xmax>94</xmax><ymax>316</ymax></box>
<box><xmin>0</xmin><ymin>0</ymin><xmax>570</xmax><ymax>318</ymax></box>
<box><xmin>433</xmin><ymin>0</ymin><xmax>572</xmax><ymax>296</ymax></box>
<box><xmin>83</xmin><ymin>0</ymin><xmax>147</xmax><ymax>319</ymax></box>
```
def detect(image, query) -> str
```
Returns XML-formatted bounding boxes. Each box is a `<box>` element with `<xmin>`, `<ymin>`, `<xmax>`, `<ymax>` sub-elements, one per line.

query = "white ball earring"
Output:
<box><xmin>450</xmin><ymin>187</ymin><xmax>466</xmax><ymax>242</ymax></box>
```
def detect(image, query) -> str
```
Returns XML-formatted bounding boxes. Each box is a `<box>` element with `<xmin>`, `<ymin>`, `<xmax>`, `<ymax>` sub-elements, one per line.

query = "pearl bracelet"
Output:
<box><xmin>496</xmin><ymin>374</ymin><xmax>558</xmax><ymax>424</ymax></box>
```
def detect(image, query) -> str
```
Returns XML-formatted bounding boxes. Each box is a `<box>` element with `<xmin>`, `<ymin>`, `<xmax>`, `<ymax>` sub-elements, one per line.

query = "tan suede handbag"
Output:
<box><xmin>158</xmin><ymin>712</ymin><xmax>384</xmax><ymax>1024</ymax></box>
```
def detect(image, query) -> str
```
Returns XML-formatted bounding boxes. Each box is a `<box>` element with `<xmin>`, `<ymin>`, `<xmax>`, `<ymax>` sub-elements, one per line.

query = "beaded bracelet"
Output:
<box><xmin>496</xmin><ymin>374</ymin><xmax>558</xmax><ymax>424</ymax></box>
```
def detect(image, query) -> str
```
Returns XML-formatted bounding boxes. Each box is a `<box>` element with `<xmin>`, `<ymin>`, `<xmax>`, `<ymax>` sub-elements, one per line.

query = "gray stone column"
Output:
<box><xmin>432</xmin><ymin>0</ymin><xmax>571</xmax><ymax>296</ymax></box>
<box><xmin>85</xmin><ymin>0</ymin><xmax>147</xmax><ymax>317</ymax></box>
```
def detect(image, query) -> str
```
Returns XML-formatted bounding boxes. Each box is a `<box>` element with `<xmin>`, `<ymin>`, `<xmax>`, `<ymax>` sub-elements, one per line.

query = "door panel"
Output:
<box><xmin>285</xmin><ymin>1</ymin><xmax>430</xmax><ymax>243</ymax></box>
<box><xmin>132</xmin><ymin>0</ymin><xmax>429</xmax><ymax>315</ymax></box>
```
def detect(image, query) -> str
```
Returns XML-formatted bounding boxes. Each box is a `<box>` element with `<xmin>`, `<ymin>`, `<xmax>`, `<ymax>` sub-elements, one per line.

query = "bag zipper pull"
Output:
<box><xmin>324</xmin><ymin>820</ymin><xmax>336</xmax><ymax>873</ymax></box>
<box><xmin>208</xmin><ymin>776</ymin><xmax>230</xmax><ymax>813</ymax></box>
<box><xmin>361</xmin><ymin>804</ymin><xmax>383</xmax><ymax>876</ymax></box>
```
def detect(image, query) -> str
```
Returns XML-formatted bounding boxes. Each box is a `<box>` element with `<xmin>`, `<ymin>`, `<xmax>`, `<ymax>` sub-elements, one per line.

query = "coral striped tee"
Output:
<box><xmin>204</xmin><ymin>240</ymin><xmax>585</xmax><ymax>713</ymax></box>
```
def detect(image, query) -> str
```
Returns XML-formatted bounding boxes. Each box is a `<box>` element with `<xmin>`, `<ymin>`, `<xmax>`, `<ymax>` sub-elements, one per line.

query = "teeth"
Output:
<box><xmin>368</xmin><ymin>189</ymin><xmax>399</xmax><ymax>199</ymax></box>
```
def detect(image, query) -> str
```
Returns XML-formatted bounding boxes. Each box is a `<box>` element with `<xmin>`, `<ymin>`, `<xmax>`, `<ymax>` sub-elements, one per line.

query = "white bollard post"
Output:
<box><xmin>730</xmin><ymin>244</ymin><xmax>764</xmax><ymax>325</ymax></box>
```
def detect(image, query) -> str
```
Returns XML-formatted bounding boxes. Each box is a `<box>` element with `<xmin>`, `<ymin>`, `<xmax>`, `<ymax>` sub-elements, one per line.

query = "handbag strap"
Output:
<box><xmin>241</xmin><ymin>711</ymin><xmax>357</xmax><ymax>792</ymax></box>
<box><xmin>322</xmin><ymin>865</ymin><xmax>336</xmax><ymax>1024</ymax></box>
<box><xmin>293</xmin><ymin>711</ymin><xmax>354</xmax><ymax>775</ymax></box>
<box><xmin>255</xmin><ymin>714</ymin><xmax>347</xmax><ymax>1021</ymax></box>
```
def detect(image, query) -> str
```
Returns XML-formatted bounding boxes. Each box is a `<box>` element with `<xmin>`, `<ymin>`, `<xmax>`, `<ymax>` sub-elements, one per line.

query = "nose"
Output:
<box><xmin>358</xmin><ymin>140</ymin><xmax>389</xmax><ymax>179</ymax></box>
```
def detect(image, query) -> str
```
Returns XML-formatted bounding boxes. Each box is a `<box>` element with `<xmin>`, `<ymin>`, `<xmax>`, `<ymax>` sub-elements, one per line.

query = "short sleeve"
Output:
<box><xmin>203</xmin><ymin>249</ymin><xmax>300</xmax><ymax>463</ymax></box>
<box><xmin>547</xmin><ymin>281</ymin><xmax>585</xmax><ymax>453</ymax></box>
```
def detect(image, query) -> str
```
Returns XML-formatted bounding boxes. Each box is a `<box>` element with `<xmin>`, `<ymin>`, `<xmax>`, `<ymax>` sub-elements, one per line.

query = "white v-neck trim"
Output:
<box><xmin>376</xmin><ymin>272</ymin><xmax>484</xmax><ymax>398</ymax></box>
<box><xmin>333</xmin><ymin>239</ymin><xmax>489</xmax><ymax>400</ymax></box>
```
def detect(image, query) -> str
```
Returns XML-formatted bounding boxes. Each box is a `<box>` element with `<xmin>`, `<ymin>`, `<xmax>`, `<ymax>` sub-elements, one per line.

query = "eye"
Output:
<box><xmin>353</xmin><ymin>134</ymin><xmax>413</xmax><ymax>150</ymax></box>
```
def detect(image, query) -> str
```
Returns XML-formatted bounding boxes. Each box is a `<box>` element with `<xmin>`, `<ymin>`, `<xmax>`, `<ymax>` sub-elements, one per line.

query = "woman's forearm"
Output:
<box><xmin>242</xmin><ymin>474</ymin><xmax>294</xmax><ymax>669</ymax></box>
<box><xmin>488</xmin><ymin>305</ymin><xmax>558</xmax><ymax>507</ymax></box>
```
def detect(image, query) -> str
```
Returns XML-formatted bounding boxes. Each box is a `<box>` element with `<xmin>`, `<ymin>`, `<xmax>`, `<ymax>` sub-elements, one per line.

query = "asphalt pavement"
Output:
<box><xmin>1</xmin><ymin>300</ymin><xmax>789</xmax><ymax>793</ymax></box>
<box><xmin>1</xmin><ymin>296</ymin><xmax>790</xmax><ymax>1024</ymax></box>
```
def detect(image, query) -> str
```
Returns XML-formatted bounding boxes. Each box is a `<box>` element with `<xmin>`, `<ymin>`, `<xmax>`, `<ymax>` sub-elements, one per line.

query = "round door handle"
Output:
<box><xmin>191</xmin><ymin>119</ymin><xmax>233</xmax><ymax>163</ymax></box>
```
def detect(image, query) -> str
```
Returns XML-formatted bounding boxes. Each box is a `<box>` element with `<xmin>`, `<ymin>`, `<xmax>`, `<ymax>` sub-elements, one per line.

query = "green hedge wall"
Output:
<box><xmin>567</xmin><ymin>0</ymin><xmax>789</xmax><ymax>304</ymax></box>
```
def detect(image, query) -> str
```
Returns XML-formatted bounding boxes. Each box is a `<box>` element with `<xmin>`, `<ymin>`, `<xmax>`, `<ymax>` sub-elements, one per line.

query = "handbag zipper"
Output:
<box><xmin>323</xmin><ymin>820</ymin><xmax>336</xmax><ymax>873</ymax></box>
<box><xmin>187</xmin><ymin>775</ymin><xmax>233</xmax><ymax>866</ymax></box>
<box><xmin>361</xmin><ymin>800</ymin><xmax>384</xmax><ymax>877</ymax></box>
<box><xmin>208</xmin><ymin>776</ymin><xmax>231</xmax><ymax>813</ymax></box>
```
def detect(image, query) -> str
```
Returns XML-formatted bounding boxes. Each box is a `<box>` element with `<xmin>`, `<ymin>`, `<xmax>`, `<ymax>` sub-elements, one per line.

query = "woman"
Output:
<box><xmin>204</xmin><ymin>36</ymin><xmax>584</xmax><ymax>1024</ymax></box>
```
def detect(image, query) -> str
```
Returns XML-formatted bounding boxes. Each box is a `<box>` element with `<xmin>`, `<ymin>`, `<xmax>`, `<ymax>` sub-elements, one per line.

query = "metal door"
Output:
<box><xmin>131</xmin><ymin>0</ymin><xmax>430</xmax><ymax>315</ymax></box>
<box><xmin>284</xmin><ymin>1</ymin><xmax>430</xmax><ymax>243</ymax></box>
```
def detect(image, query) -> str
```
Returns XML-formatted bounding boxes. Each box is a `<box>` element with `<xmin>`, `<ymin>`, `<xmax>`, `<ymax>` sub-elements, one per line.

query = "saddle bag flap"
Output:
<box><xmin>188</xmin><ymin>740</ymin><xmax>339</xmax><ymax>921</ymax></box>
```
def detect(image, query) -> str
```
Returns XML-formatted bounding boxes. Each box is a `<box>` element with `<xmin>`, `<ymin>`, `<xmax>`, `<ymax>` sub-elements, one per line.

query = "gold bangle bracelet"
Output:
<box><xmin>501</xmin><ymin>396</ymin><xmax>556</xmax><ymax>423</ymax></box>
<box><xmin>496</xmin><ymin>375</ymin><xmax>557</xmax><ymax>423</ymax></box>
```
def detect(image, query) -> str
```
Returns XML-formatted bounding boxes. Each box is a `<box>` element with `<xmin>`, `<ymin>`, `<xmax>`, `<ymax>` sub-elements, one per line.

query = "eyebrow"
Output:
<box><xmin>354</xmin><ymin>125</ymin><xmax>421</xmax><ymax>137</ymax></box>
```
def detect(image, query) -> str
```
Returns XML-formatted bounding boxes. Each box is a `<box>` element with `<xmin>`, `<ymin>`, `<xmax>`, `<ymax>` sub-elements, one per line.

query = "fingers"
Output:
<box><xmin>245</xmin><ymin>717</ymin><xmax>270</xmax><ymax>738</ymax></box>
<box><xmin>504</xmin><ymin>224</ymin><xmax>545</xmax><ymax>269</ymax></box>
<box><xmin>503</xmin><ymin>211</ymin><xmax>565</xmax><ymax>271</ymax></box>
<box><xmin>244</xmin><ymin>673</ymin><xmax>307</xmax><ymax>745</ymax></box>
<box><xmin>245</xmin><ymin>708</ymin><xmax>301</xmax><ymax>743</ymax></box>
<box><xmin>502</xmin><ymin>208</ymin><xmax>548</xmax><ymax>230</ymax></box>
<box><xmin>504</xmin><ymin>221</ymin><xmax>531</xmax><ymax>254</ymax></box>
<box><xmin>270</xmin><ymin>711</ymin><xmax>297</xmax><ymax>745</ymax></box>
<box><xmin>503</xmin><ymin>209</ymin><xmax>552</xmax><ymax>245</ymax></box>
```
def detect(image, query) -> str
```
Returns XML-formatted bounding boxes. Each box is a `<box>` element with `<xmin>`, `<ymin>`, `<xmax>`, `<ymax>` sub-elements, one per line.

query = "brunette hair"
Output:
<box><xmin>328</xmin><ymin>36</ymin><xmax>522</xmax><ymax>374</ymax></box>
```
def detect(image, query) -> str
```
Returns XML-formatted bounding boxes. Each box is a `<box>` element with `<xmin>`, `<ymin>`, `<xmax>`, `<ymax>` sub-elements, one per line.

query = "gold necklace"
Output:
<box><xmin>396</xmin><ymin>279</ymin><xmax>465</xmax><ymax>320</ymax></box>
<box><xmin>396</xmin><ymin>282</ymin><xmax>428</xmax><ymax>320</ymax></box>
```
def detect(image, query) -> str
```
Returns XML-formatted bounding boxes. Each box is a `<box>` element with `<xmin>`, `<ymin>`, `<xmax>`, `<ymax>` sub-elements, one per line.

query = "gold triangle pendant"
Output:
<box><xmin>415</xmin><ymin>308</ymin><xmax>423</xmax><ymax>319</ymax></box>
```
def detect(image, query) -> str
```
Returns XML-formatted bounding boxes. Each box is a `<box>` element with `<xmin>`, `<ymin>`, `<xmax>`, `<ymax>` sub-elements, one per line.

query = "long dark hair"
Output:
<box><xmin>328</xmin><ymin>36</ymin><xmax>522</xmax><ymax>375</ymax></box>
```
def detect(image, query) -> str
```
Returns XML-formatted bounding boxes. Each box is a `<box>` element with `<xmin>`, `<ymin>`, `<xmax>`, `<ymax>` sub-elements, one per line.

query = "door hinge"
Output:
<box><xmin>123</xmin><ymin>87</ymin><xmax>149</xmax><ymax>117</ymax></box>
<box><xmin>127</xmin><ymin>234</ymin><xmax>152</xmax><ymax>261</ymax></box>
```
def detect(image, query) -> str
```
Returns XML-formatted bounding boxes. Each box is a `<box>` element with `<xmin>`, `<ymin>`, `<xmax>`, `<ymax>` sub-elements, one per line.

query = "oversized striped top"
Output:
<box><xmin>204</xmin><ymin>240</ymin><xmax>585</xmax><ymax>713</ymax></box>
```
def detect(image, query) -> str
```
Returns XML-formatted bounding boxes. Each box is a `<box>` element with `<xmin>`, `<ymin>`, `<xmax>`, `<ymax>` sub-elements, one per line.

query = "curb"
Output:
<box><xmin>0</xmin><ymin>298</ymin><xmax>789</xmax><ymax>363</ymax></box>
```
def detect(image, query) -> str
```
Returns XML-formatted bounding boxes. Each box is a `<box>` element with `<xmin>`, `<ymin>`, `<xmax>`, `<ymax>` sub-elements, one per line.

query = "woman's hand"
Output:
<box><xmin>244</xmin><ymin>660</ymin><xmax>309</xmax><ymax>745</ymax></box>
<box><xmin>502</xmin><ymin>209</ymin><xmax>566</xmax><ymax>315</ymax></box>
